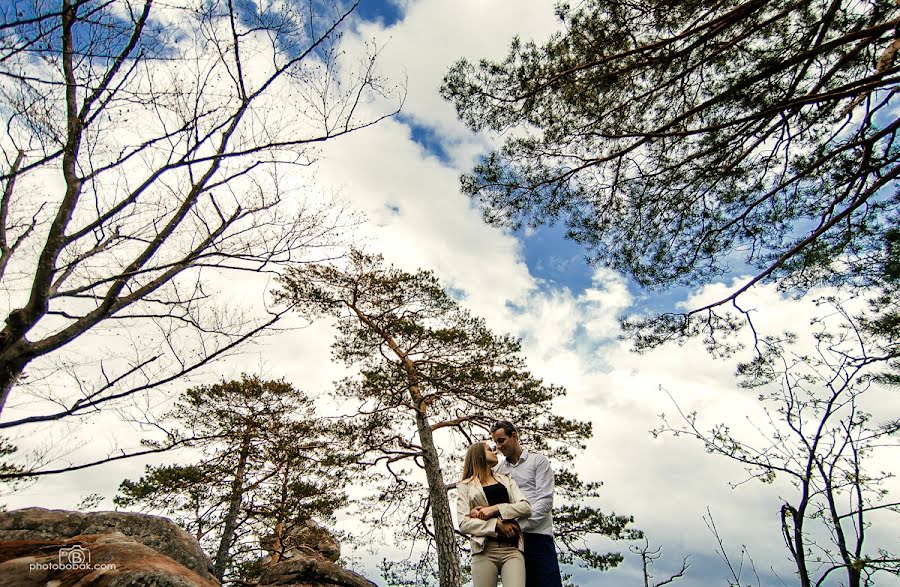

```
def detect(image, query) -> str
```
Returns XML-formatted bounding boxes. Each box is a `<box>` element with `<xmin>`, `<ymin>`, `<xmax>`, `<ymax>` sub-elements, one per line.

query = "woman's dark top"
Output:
<box><xmin>482</xmin><ymin>482</ymin><xmax>518</xmax><ymax>547</ymax></box>
<box><xmin>482</xmin><ymin>482</ymin><xmax>510</xmax><ymax>506</ymax></box>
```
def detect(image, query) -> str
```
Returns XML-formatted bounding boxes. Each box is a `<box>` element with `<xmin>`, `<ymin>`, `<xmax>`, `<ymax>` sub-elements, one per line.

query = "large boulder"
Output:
<box><xmin>0</xmin><ymin>531</ymin><xmax>219</xmax><ymax>586</ymax></box>
<box><xmin>0</xmin><ymin>507</ymin><xmax>218</xmax><ymax>586</ymax></box>
<box><xmin>258</xmin><ymin>519</ymin><xmax>375</xmax><ymax>587</ymax></box>
<box><xmin>260</xmin><ymin>519</ymin><xmax>340</xmax><ymax>564</ymax></box>
<box><xmin>0</xmin><ymin>507</ymin><xmax>216</xmax><ymax>578</ymax></box>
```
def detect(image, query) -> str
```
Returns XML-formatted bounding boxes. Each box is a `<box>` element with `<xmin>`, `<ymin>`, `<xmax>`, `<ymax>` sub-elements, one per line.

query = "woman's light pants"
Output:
<box><xmin>471</xmin><ymin>540</ymin><xmax>526</xmax><ymax>587</ymax></box>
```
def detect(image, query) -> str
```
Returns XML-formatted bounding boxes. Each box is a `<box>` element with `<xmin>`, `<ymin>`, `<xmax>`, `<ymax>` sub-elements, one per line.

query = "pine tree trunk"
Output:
<box><xmin>414</xmin><ymin>407</ymin><xmax>462</xmax><ymax>587</ymax></box>
<box><xmin>213</xmin><ymin>432</ymin><xmax>251</xmax><ymax>580</ymax></box>
<box><xmin>346</xmin><ymin>303</ymin><xmax>462</xmax><ymax>587</ymax></box>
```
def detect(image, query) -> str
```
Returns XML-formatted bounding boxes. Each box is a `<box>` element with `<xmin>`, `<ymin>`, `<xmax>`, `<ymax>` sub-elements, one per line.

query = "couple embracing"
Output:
<box><xmin>457</xmin><ymin>421</ymin><xmax>563</xmax><ymax>587</ymax></box>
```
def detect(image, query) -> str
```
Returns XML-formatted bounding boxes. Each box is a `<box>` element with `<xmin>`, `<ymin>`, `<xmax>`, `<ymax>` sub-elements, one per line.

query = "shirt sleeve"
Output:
<box><xmin>520</xmin><ymin>456</ymin><xmax>554</xmax><ymax>533</ymax></box>
<box><xmin>456</xmin><ymin>482</ymin><xmax>498</xmax><ymax>537</ymax></box>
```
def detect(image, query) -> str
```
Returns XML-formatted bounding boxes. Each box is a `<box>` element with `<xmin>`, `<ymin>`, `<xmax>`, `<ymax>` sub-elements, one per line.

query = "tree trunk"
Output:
<box><xmin>213</xmin><ymin>432</ymin><xmax>252</xmax><ymax>580</ymax></box>
<box><xmin>414</xmin><ymin>406</ymin><xmax>462</xmax><ymax>587</ymax></box>
<box><xmin>346</xmin><ymin>303</ymin><xmax>462</xmax><ymax>587</ymax></box>
<box><xmin>0</xmin><ymin>346</ymin><xmax>28</xmax><ymax>413</ymax></box>
<box><xmin>0</xmin><ymin>0</ymin><xmax>87</xmax><ymax>416</ymax></box>
<box><xmin>788</xmin><ymin>504</ymin><xmax>811</xmax><ymax>587</ymax></box>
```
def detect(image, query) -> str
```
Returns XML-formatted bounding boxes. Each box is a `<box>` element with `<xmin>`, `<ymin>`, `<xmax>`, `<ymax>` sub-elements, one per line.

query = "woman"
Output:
<box><xmin>456</xmin><ymin>441</ymin><xmax>532</xmax><ymax>587</ymax></box>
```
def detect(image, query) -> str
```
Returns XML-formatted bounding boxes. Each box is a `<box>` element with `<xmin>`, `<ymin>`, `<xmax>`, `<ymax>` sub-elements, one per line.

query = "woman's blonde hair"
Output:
<box><xmin>461</xmin><ymin>442</ymin><xmax>491</xmax><ymax>482</ymax></box>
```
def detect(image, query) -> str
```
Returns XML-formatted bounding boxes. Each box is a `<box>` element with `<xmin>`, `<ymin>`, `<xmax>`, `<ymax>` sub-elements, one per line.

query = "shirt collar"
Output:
<box><xmin>506</xmin><ymin>447</ymin><xmax>529</xmax><ymax>466</ymax></box>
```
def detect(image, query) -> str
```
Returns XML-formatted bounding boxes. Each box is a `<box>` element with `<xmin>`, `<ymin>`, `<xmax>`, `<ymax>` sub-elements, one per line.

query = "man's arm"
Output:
<box><xmin>497</xmin><ymin>476</ymin><xmax>532</xmax><ymax>521</ymax></box>
<box><xmin>520</xmin><ymin>455</ymin><xmax>554</xmax><ymax>533</ymax></box>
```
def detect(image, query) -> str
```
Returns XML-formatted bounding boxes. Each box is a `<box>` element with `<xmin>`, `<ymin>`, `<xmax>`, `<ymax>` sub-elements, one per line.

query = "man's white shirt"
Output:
<box><xmin>493</xmin><ymin>448</ymin><xmax>554</xmax><ymax>536</ymax></box>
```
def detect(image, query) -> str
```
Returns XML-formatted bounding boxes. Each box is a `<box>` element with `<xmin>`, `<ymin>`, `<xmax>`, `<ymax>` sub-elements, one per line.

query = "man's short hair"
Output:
<box><xmin>490</xmin><ymin>420</ymin><xmax>517</xmax><ymax>437</ymax></box>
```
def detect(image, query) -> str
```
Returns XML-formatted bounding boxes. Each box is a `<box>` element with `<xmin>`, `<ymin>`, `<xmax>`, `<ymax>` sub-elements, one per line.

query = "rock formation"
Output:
<box><xmin>259</xmin><ymin>519</ymin><xmax>375</xmax><ymax>587</ymax></box>
<box><xmin>0</xmin><ymin>507</ymin><xmax>218</xmax><ymax>586</ymax></box>
<box><xmin>0</xmin><ymin>508</ymin><xmax>376</xmax><ymax>586</ymax></box>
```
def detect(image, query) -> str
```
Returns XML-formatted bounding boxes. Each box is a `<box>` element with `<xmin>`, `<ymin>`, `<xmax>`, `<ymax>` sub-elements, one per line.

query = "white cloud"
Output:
<box><xmin>347</xmin><ymin>0</ymin><xmax>560</xmax><ymax>150</ymax></box>
<box><xmin>542</xmin><ymin>284</ymin><xmax>900</xmax><ymax>586</ymax></box>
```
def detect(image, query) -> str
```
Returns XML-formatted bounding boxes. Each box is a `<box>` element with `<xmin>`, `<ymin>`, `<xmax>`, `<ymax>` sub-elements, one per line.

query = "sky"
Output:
<box><xmin>3</xmin><ymin>1</ymin><xmax>899</xmax><ymax>586</ymax></box>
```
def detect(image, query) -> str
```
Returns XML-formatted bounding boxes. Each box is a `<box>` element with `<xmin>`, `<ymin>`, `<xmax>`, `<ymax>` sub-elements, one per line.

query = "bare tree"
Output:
<box><xmin>629</xmin><ymin>538</ymin><xmax>690</xmax><ymax>587</ymax></box>
<box><xmin>704</xmin><ymin>509</ymin><xmax>763</xmax><ymax>587</ymax></box>
<box><xmin>655</xmin><ymin>300</ymin><xmax>900</xmax><ymax>587</ymax></box>
<box><xmin>0</xmin><ymin>0</ymin><xmax>402</xmax><ymax>474</ymax></box>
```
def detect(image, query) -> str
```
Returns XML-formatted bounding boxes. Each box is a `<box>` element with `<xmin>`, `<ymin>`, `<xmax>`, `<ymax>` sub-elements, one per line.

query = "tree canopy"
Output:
<box><xmin>442</xmin><ymin>0</ymin><xmax>899</xmax><ymax>351</ymax></box>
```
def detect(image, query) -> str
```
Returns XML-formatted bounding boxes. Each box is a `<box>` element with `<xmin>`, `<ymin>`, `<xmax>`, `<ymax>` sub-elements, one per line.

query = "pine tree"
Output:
<box><xmin>116</xmin><ymin>376</ymin><xmax>347</xmax><ymax>582</ymax></box>
<box><xmin>277</xmin><ymin>251</ymin><xmax>640</xmax><ymax>586</ymax></box>
<box><xmin>442</xmin><ymin>0</ymin><xmax>900</xmax><ymax>357</ymax></box>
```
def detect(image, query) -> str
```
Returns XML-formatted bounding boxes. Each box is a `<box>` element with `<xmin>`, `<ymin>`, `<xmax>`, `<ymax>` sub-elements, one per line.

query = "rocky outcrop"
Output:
<box><xmin>261</xmin><ymin>519</ymin><xmax>341</xmax><ymax>564</ymax></box>
<box><xmin>259</xmin><ymin>556</ymin><xmax>376</xmax><ymax>587</ymax></box>
<box><xmin>0</xmin><ymin>532</ymin><xmax>220</xmax><ymax>586</ymax></box>
<box><xmin>259</xmin><ymin>519</ymin><xmax>376</xmax><ymax>587</ymax></box>
<box><xmin>0</xmin><ymin>508</ymin><xmax>377</xmax><ymax>586</ymax></box>
<box><xmin>0</xmin><ymin>508</ymin><xmax>218</xmax><ymax>586</ymax></box>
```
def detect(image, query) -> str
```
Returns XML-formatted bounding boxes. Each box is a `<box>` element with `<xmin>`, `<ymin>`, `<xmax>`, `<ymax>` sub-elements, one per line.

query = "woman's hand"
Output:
<box><xmin>470</xmin><ymin>505</ymin><xmax>500</xmax><ymax>520</ymax></box>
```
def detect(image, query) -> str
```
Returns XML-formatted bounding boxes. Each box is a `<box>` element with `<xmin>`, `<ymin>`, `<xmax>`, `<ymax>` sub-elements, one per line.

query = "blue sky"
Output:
<box><xmin>355</xmin><ymin>0</ymin><xmax>405</xmax><ymax>27</ymax></box>
<box><xmin>353</xmin><ymin>0</ymin><xmax>684</xmax><ymax>306</ymax></box>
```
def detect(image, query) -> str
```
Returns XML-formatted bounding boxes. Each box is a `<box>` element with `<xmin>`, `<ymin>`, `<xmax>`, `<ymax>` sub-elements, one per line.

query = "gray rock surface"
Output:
<box><xmin>0</xmin><ymin>507</ymin><xmax>216</xmax><ymax>581</ymax></box>
<box><xmin>259</xmin><ymin>556</ymin><xmax>377</xmax><ymax>587</ymax></box>
<box><xmin>0</xmin><ymin>530</ymin><xmax>219</xmax><ymax>586</ymax></box>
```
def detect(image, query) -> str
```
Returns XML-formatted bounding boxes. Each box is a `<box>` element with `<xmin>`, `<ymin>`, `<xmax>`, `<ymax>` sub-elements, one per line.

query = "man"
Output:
<box><xmin>491</xmin><ymin>420</ymin><xmax>563</xmax><ymax>587</ymax></box>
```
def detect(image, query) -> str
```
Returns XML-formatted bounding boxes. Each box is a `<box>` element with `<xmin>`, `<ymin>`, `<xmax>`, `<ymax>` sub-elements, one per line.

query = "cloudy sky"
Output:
<box><xmin>6</xmin><ymin>1</ymin><xmax>899</xmax><ymax>586</ymax></box>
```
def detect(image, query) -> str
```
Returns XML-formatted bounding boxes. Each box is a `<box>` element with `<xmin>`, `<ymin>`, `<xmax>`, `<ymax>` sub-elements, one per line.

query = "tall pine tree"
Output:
<box><xmin>277</xmin><ymin>251</ymin><xmax>640</xmax><ymax>586</ymax></box>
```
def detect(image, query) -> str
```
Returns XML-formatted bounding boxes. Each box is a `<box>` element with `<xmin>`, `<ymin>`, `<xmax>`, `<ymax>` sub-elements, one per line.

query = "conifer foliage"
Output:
<box><xmin>442</xmin><ymin>0</ymin><xmax>900</xmax><ymax>352</ymax></box>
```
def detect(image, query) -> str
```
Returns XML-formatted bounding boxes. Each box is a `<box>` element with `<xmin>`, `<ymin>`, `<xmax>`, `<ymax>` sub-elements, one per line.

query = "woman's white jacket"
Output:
<box><xmin>456</xmin><ymin>473</ymin><xmax>532</xmax><ymax>554</ymax></box>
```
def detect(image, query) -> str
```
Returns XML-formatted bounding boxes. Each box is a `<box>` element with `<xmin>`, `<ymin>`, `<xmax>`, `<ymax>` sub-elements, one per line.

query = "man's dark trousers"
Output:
<box><xmin>523</xmin><ymin>532</ymin><xmax>563</xmax><ymax>587</ymax></box>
